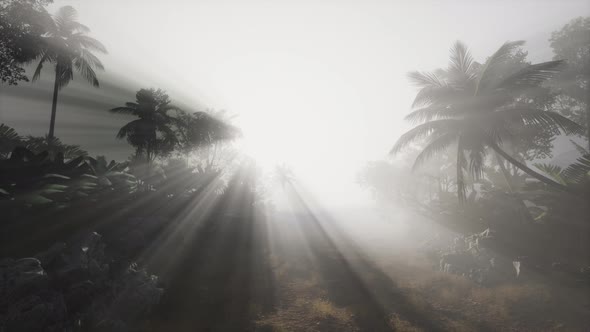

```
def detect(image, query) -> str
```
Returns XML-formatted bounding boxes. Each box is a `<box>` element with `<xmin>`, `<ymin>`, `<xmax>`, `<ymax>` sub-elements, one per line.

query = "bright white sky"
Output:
<box><xmin>45</xmin><ymin>0</ymin><xmax>588</xmax><ymax>207</ymax></box>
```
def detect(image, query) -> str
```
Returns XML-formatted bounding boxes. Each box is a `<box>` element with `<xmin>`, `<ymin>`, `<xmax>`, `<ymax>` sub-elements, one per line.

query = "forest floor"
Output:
<box><xmin>2</xmin><ymin>190</ymin><xmax>588</xmax><ymax>331</ymax></box>
<box><xmin>141</xmin><ymin>191</ymin><xmax>590</xmax><ymax>331</ymax></box>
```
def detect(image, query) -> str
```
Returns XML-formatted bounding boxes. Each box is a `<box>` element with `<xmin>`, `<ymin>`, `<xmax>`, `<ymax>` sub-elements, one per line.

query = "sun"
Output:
<box><xmin>238</xmin><ymin>115</ymin><xmax>316</xmax><ymax>171</ymax></box>
<box><xmin>239</xmin><ymin>129</ymin><xmax>284</xmax><ymax>169</ymax></box>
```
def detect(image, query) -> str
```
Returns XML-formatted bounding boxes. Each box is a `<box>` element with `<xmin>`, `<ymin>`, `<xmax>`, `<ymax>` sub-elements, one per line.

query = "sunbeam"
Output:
<box><xmin>1</xmin><ymin>0</ymin><xmax>589</xmax><ymax>331</ymax></box>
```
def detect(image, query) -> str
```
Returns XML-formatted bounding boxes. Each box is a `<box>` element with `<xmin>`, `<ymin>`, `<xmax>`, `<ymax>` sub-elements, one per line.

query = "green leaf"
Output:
<box><xmin>41</xmin><ymin>189</ymin><xmax>66</xmax><ymax>194</ymax></box>
<box><xmin>24</xmin><ymin>195</ymin><xmax>53</xmax><ymax>205</ymax></box>
<box><xmin>43</xmin><ymin>173</ymin><xmax>70</xmax><ymax>180</ymax></box>
<box><xmin>43</xmin><ymin>184</ymin><xmax>68</xmax><ymax>191</ymax></box>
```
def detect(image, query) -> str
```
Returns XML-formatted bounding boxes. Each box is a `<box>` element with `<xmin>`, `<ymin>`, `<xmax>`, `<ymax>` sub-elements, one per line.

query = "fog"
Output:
<box><xmin>2</xmin><ymin>0</ymin><xmax>586</xmax><ymax>208</ymax></box>
<box><xmin>1</xmin><ymin>0</ymin><xmax>589</xmax><ymax>330</ymax></box>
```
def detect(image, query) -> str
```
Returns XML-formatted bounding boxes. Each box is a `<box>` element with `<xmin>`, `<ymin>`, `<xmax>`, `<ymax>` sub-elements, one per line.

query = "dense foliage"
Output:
<box><xmin>1</xmin><ymin>1</ymin><xmax>589</xmax><ymax>329</ymax></box>
<box><xmin>0</xmin><ymin>0</ymin><xmax>52</xmax><ymax>84</ymax></box>
<box><xmin>362</xmin><ymin>19</ymin><xmax>590</xmax><ymax>286</ymax></box>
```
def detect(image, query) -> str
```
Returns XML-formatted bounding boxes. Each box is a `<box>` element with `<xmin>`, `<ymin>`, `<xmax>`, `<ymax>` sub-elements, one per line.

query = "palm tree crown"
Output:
<box><xmin>110</xmin><ymin>89</ymin><xmax>179</xmax><ymax>162</ymax></box>
<box><xmin>391</xmin><ymin>41</ymin><xmax>584</xmax><ymax>201</ymax></box>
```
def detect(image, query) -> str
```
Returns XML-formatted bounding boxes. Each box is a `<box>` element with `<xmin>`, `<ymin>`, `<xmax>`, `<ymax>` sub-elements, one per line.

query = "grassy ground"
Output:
<box><xmin>253</xmin><ymin>222</ymin><xmax>590</xmax><ymax>332</ymax></box>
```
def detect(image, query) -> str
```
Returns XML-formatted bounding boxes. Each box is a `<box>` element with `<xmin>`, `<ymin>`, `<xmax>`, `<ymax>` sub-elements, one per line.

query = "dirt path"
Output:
<box><xmin>145</xmin><ymin>188</ymin><xmax>460</xmax><ymax>331</ymax></box>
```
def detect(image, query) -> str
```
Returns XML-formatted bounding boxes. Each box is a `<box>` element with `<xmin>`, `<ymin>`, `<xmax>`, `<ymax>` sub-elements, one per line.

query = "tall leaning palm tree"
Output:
<box><xmin>391</xmin><ymin>41</ymin><xmax>584</xmax><ymax>201</ymax></box>
<box><xmin>110</xmin><ymin>88</ymin><xmax>179</xmax><ymax>163</ymax></box>
<box><xmin>33</xmin><ymin>6</ymin><xmax>106</xmax><ymax>139</ymax></box>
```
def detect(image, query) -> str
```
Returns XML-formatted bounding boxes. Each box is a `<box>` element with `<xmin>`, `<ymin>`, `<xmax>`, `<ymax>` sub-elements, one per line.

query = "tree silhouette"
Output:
<box><xmin>32</xmin><ymin>6</ymin><xmax>106</xmax><ymax>139</ymax></box>
<box><xmin>0</xmin><ymin>124</ymin><xmax>22</xmax><ymax>159</ymax></box>
<box><xmin>110</xmin><ymin>88</ymin><xmax>179</xmax><ymax>163</ymax></box>
<box><xmin>391</xmin><ymin>41</ymin><xmax>584</xmax><ymax>201</ymax></box>
<box><xmin>549</xmin><ymin>16</ymin><xmax>590</xmax><ymax>149</ymax></box>
<box><xmin>0</xmin><ymin>0</ymin><xmax>52</xmax><ymax>85</ymax></box>
<box><xmin>174</xmin><ymin>110</ymin><xmax>240</xmax><ymax>167</ymax></box>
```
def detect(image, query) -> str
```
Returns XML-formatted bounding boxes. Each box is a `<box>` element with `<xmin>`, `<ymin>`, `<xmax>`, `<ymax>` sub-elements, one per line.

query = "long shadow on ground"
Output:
<box><xmin>283</xmin><ymin>186</ymin><xmax>494</xmax><ymax>332</ymax></box>
<box><xmin>147</xmin><ymin>187</ymin><xmax>276</xmax><ymax>331</ymax></box>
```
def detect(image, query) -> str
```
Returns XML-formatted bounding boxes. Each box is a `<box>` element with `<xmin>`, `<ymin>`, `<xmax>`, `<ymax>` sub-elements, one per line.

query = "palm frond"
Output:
<box><xmin>412</xmin><ymin>132</ymin><xmax>457</xmax><ymax>170</ymax></box>
<box><xmin>390</xmin><ymin>119</ymin><xmax>459</xmax><ymax>155</ymax></box>
<box><xmin>0</xmin><ymin>124</ymin><xmax>22</xmax><ymax>157</ymax></box>
<box><xmin>71</xmin><ymin>34</ymin><xmax>107</xmax><ymax>53</ymax></box>
<box><xmin>411</xmin><ymin>85</ymin><xmax>460</xmax><ymax>108</ymax></box>
<box><xmin>32</xmin><ymin>51</ymin><xmax>51</xmax><ymax>82</ymax></box>
<box><xmin>53</xmin><ymin>6</ymin><xmax>78</xmax><ymax>30</ymax></box>
<box><xmin>475</xmin><ymin>40</ymin><xmax>525</xmax><ymax>95</ymax></box>
<box><xmin>497</xmin><ymin>108</ymin><xmax>585</xmax><ymax>136</ymax></box>
<box><xmin>570</xmin><ymin>139</ymin><xmax>589</xmax><ymax>155</ymax></box>
<box><xmin>404</xmin><ymin>105</ymin><xmax>464</xmax><ymax>123</ymax></box>
<box><xmin>53</xmin><ymin>6</ymin><xmax>89</xmax><ymax>35</ymax></box>
<box><xmin>0</xmin><ymin>124</ymin><xmax>21</xmax><ymax>141</ymax></box>
<box><xmin>74</xmin><ymin>50</ymin><xmax>99</xmax><ymax>87</ymax></box>
<box><xmin>157</xmin><ymin>124</ymin><xmax>179</xmax><ymax>145</ymax></box>
<box><xmin>448</xmin><ymin>41</ymin><xmax>475</xmax><ymax>78</ymax></box>
<box><xmin>411</xmin><ymin>87</ymin><xmax>436</xmax><ymax>108</ymax></box>
<box><xmin>79</xmin><ymin>48</ymin><xmax>104</xmax><ymax>70</ymax></box>
<box><xmin>70</xmin><ymin>22</ymin><xmax>90</xmax><ymax>34</ymax></box>
<box><xmin>534</xmin><ymin>163</ymin><xmax>567</xmax><ymax>185</ymax></box>
<box><xmin>407</xmin><ymin>71</ymin><xmax>447</xmax><ymax>88</ymax></box>
<box><xmin>562</xmin><ymin>154</ymin><xmax>590</xmax><ymax>184</ymax></box>
<box><xmin>116</xmin><ymin>120</ymin><xmax>143</xmax><ymax>139</ymax></box>
<box><xmin>496</xmin><ymin>60</ymin><xmax>564</xmax><ymax>93</ymax></box>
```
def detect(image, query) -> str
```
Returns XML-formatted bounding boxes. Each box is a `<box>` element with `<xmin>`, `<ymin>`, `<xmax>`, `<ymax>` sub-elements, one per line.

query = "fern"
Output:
<box><xmin>562</xmin><ymin>154</ymin><xmax>590</xmax><ymax>184</ymax></box>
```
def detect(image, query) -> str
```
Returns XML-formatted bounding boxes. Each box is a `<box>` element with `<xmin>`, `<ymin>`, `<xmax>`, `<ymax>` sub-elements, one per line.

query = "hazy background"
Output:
<box><xmin>1</xmin><ymin>0</ymin><xmax>588</xmax><ymax>207</ymax></box>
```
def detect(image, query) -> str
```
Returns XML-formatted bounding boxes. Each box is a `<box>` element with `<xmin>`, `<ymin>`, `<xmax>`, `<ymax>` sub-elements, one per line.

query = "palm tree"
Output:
<box><xmin>391</xmin><ymin>41</ymin><xmax>584</xmax><ymax>201</ymax></box>
<box><xmin>0</xmin><ymin>124</ymin><xmax>22</xmax><ymax>159</ymax></box>
<box><xmin>33</xmin><ymin>6</ymin><xmax>106</xmax><ymax>139</ymax></box>
<box><xmin>110</xmin><ymin>88</ymin><xmax>179</xmax><ymax>163</ymax></box>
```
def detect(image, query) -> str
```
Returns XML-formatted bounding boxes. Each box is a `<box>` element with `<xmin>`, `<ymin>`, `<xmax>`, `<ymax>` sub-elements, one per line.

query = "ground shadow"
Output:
<box><xmin>284</xmin><ymin>186</ymin><xmax>493</xmax><ymax>331</ymax></box>
<box><xmin>147</xmin><ymin>185</ymin><xmax>276</xmax><ymax>331</ymax></box>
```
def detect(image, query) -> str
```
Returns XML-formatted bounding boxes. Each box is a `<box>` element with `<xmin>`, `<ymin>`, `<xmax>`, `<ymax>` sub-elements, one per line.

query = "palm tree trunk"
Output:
<box><xmin>456</xmin><ymin>138</ymin><xmax>466</xmax><ymax>202</ymax></box>
<box><xmin>48</xmin><ymin>68</ymin><xmax>60</xmax><ymax>139</ymax></box>
<box><xmin>494</xmin><ymin>152</ymin><xmax>515</xmax><ymax>192</ymax></box>
<box><xmin>489</xmin><ymin>142</ymin><xmax>574</xmax><ymax>194</ymax></box>
<box><xmin>146</xmin><ymin>144</ymin><xmax>152</xmax><ymax>164</ymax></box>
<box><xmin>586</xmin><ymin>76</ymin><xmax>589</xmax><ymax>151</ymax></box>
